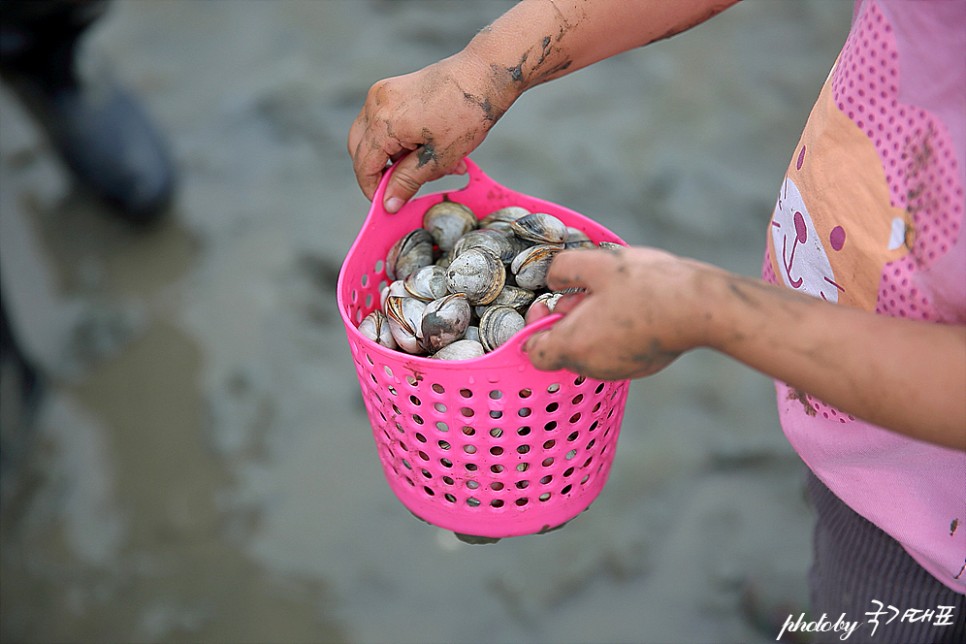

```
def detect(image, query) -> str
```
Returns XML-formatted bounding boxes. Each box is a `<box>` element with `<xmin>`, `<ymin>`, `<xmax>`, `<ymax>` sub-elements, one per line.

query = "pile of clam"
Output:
<box><xmin>357</xmin><ymin>200</ymin><xmax>615</xmax><ymax>360</ymax></box>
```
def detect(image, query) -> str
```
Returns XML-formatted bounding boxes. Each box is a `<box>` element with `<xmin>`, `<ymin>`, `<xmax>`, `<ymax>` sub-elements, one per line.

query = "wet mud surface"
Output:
<box><xmin>0</xmin><ymin>2</ymin><xmax>850</xmax><ymax>642</ymax></box>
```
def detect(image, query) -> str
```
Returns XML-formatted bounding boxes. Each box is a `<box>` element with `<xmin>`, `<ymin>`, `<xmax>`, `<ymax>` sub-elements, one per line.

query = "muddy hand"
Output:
<box><xmin>524</xmin><ymin>247</ymin><xmax>718</xmax><ymax>381</ymax></box>
<box><xmin>347</xmin><ymin>53</ymin><xmax>510</xmax><ymax>213</ymax></box>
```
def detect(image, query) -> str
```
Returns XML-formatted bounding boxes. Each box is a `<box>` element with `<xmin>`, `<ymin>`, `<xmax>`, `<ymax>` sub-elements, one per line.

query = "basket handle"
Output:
<box><xmin>482</xmin><ymin>313</ymin><xmax>565</xmax><ymax>370</ymax></box>
<box><xmin>370</xmin><ymin>157</ymin><xmax>488</xmax><ymax>219</ymax></box>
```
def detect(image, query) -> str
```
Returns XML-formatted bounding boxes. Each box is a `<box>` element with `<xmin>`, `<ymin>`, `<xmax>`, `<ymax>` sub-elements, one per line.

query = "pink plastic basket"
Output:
<box><xmin>337</xmin><ymin>158</ymin><xmax>630</xmax><ymax>539</ymax></box>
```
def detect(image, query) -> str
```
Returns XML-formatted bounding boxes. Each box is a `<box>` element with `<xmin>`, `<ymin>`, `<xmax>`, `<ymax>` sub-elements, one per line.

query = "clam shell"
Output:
<box><xmin>479</xmin><ymin>305</ymin><xmax>526</xmax><ymax>352</ymax></box>
<box><xmin>564</xmin><ymin>227</ymin><xmax>595</xmax><ymax>249</ymax></box>
<box><xmin>432</xmin><ymin>339</ymin><xmax>485</xmax><ymax>361</ymax></box>
<box><xmin>480</xmin><ymin>206</ymin><xmax>529</xmax><ymax>228</ymax></box>
<box><xmin>423</xmin><ymin>200</ymin><xmax>477</xmax><ymax>252</ymax></box>
<box><xmin>404</xmin><ymin>265</ymin><xmax>449</xmax><ymax>301</ymax></box>
<box><xmin>510</xmin><ymin>244</ymin><xmax>560</xmax><ymax>291</ymax></box>
<box><xmin>452</xmin><ymin>228</ymin><xmax>518</xmax><ymax>264</ymax></box>
<box><xmin>358</xmin><ymin>310</ymin><xmax>397</xmax><ymax>349</ymax></box>
<box><xmin>385</xmin><ymin>295</ymin><xmax>427</xmax><ymax>354</ymax></box>
<box><xmin>420</xmin><ymin>293</ymin><xmax>471</xmax><ymax>352</ymax></box>
<box><xmin>386</xmin><ymin>228</ymin><xmax>434</xmax><ymax>281</ymax></box>
<box><xmin>510</xmin><ymin>212</ymin><xmax>567</xmax><ymax>245</ymax></box>
<box><xmin>445</xmin><ymin>248</ymin><xmax>506</xmax><ymax>305</ymax></box>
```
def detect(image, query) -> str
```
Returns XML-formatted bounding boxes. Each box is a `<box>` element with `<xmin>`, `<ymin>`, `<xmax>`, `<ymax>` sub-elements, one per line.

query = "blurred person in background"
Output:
<box><xmin>0</xmin><ymin>0</ymin><xmax>176</xmax><ymax>466</ymax></box>
<box><xmin>348</xmin><ymin>1</ymin><xmax>965</xmax><ymax>642</ymax></box>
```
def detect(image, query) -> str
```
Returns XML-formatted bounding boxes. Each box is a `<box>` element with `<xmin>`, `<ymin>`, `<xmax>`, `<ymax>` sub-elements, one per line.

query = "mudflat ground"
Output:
<box><xmin>0</xmin><ymin>2</ymin><xmax>851</xmax><ymax>642</ymax></box>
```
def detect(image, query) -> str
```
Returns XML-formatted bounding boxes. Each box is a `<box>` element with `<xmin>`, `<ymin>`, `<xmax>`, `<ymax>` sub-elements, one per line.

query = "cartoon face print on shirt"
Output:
<box><xmin>766</xmin><ymin>67</ymin><xmax>911</xmax><ymax>312</ymax></box>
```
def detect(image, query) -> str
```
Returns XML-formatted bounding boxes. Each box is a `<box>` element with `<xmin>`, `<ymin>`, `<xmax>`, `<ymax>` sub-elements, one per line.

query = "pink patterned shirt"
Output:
<box><xmin>762</xmin><ymin>0</ymin><xmax>965</xmax><ymax>592</ymax></box>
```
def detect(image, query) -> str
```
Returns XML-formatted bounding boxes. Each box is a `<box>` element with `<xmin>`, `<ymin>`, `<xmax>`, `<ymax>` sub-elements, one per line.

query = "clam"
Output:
<box><xmin>423</xmin><ymin>200</ymin><xmax>477</xmax><ymax>252</ymax></box>
<box><xmin>385</xmin><ymin>295</ymin><xmax>427</xmax><ymax>354</ymax></box>
<box><xmin>464</xmin><ymin>325</ymin><xmax>481</xmax><ymax>343</ymax></box>
<box><xmin>475</xmin><ymin>285</ymin><xmax>535</xmax><ymax>316</ymax></box>
<box><xmin>479</xmin><ymin>305</ymin><xmax>526</xmax><ymax>352</ymax></box>
<box><xmin>564</xmin><ymin>227</ymin><xmax>595</xmax><ymax>249</ymax></box>
<box><xmin>527</xmin><ymin>291</ymin><xmax>563</xmax><ymax>317</ymax></box>
<box><xmin>386</xmin><ymin>228</ymin><xmax>434</xmax><ymax>281</ymax></box>
<box><xmin>480</xmin><ymin>205</ymin><xmax>529</xmax><ymax>228</ymax></box>
<box><xmin>598</xmin><ymin>241</ymin><xmax>623</xmax><ymax>251</ymax></box>
<box><xmin>404</xmin><ymin>265</ymin><xmax>449</xmax><ymax>301</ymax></box>
<box><xmin>380</xmin><ymin>279</ymin><xmax>408</xmax><ymax>308</ymax></box>
<box><xmin>420</xmin><ymin>293</ymin><xmax>471</xmax><ymax>352</ymax></box>
<box><xmin>433</xmin><ymin>339</ymin><xmax>485</xmax><ymax>361</ymax></box>
<box><xmin>510</xmin><ymin>212</ymin><xmax>567</xmax><ymax>245</ymax></box>
<box><xmin>510</xmin><ymin>244</ymin><xmax>560</xmax><ymax>291</ymax></box>
<box><xmin>452</xmin><ymin>228</ymin><xmax>518</xmax><ymax>264</ymax></box>
<box><xmin>445</xmin><ymin>248</ymin><xmax>506</xmax><ymax>305</ymax></box>
<box><xmin>358</xmin><ymin>310</ymin><xmax>397</xmax><ymax>349</ymax></box>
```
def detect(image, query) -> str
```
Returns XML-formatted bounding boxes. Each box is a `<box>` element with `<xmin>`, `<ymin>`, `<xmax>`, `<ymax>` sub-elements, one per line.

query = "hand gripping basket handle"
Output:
<box><xmin>369</xmin><ymin>157</ymin><xmax>490</xmax><ymax>223</ymax></box>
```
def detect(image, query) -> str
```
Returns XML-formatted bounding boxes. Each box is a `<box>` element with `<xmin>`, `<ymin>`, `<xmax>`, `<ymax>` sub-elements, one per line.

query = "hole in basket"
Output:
<box><xmin>565</xmin><ymin>449</ymin><xmax>577</xmax><ymax>460</ymax></box>
<box><xmin>491</xmin><ymin>482</ymin><xmax>504</xmax><ymax>491</ymax></box>
<box><xmin>374</xmin><ymin>259</ymin><xmax>384</xmax><ymax>274</ymax></box>
<box><xmin>388</xmin><ymin>386</ymin><xmax>397</xmax><ymax>397</ymax></box>
<box><xmin>517</xmin><ymin>445</ymin><xmax>530</xmax><ymax>455</ymax></box>
<box><xmin>412</xmin><ymin>414</ymin><xmax>424</xmax><ymax>425</ymax></box>
<box><xmin>463</xmin><ymin>445</ymin><xmax>477</xmax><ymax>454</ymax></box>
<box><xmin>398</xmin><ymin>440</ymin><xmax>409</xmax><ymax>452</ymax></box>
<box><xmin>540</xmin><ymin>475</ymin><xmax>553</xmax><ymax>485</ymax></box>
<box><xmin>421</xmin><ymin>468</ymin><xmax>431</xmax><ymax>479</ymax></box>
<box><xmin>543</xmin><ymin>439</ymin><xmax>556</xmax><ymax>450</ymax></box>
<box><xmin>595</xmin><ymin>382</ymin><xmax>605</xmax><ymax>394</ymax></box>
<box><xmin>583</xmin><ymin>455</ymin><xmax>594</xmax><ymax>468</ymax></box>
<box><xmin>354</xmin><ymin>309</ymin><xmax>362</xmax><ymax>323</ymax></box>
<box><xmin>365</xmin><ymin>293</ymin><xmax>373</xmax><ymax>309</ymax></box>
<box><xmin>571</xmin><ymin>394</ymin><xmax>584</xmax><ymax>405</ymax></box>
<box><xmin>567</xmin><ymin>431</ymin><xmax>579</xmax><ymax>442</ymax></box>
<box><xmin>467</xmin><ymin>480</ymin><xmax>479</xmax><ymax>489</ymax></box>
<box><xmin>406</xmin><ymin>375</ymin><xmax>419</xmax><ymax>387</ymax></box>
<box><xmin>518</xmin><ymin>407</ymin><xmax>532</xmax><ymax>418</ymax></box>
<box><xmin>516</xmin><ymin>480</ymin><xmax>529</xmax><ymax>489</ymax></box>
<box><xmin>436</xmin><ymin>421</ymin><xmax>449</xmax><ymax>432</ymax></box>
<box><xmin>491</xmin><ymin>499</ymin><xmax>504</xmax><ymax>508</ymax></box>
<box><xmin>544</xmin><ymin>421</ymin><xmax>557</xmax><ymax>431</ymax></box>
<box><xmin>438</xmin><ymin>440</ymin><xmax>451</xmax><ymax>450</ymax></box>
<box><xmin>365</xmin><ymin>353</ymin><xmax>374</xmax><ymax>366</ymax></box>
<box><xmin>516</xmin><ymin>426</ymin><xmax>531</xmax><ymax>437</ymax></box>
<box><xmin>592</xmin><ymin>402</ymin><xmax>601</xmax><ymax>413</ymax></box>
<box><xmin>561</xmin><ymin>484</ymin><xmax>572</xmax><ymax>495</ymax></box>
<box><xmin>384</xmin><ymin>365</ymin><xmax>393</xmax><ymax>378</ymax></box>
<box><xmin>460</xmin><ymin>407</ymin><xmax>475</xmax><ymax>418</ymax></box>
<box><xmin>515</xmin><ymin>498</ymin><xmax>529</xmax><ymax>507</ymax></box>
<box><xmin>545</xmin><ymin>402</ymin><xmax>559</xmax><ymax>413</ymax></box>
<box><xmin>415</xmin><ymin>432</ymin><xmax>427</xmax><ymax>443</ymax></box>
<box><xmin>410</xmin><ymin>395</ymin><xmax>422</xmax><ymax>406</ymax></box>
<box><xmin>516</xmin><ymin>462</ymin><xmax>529</xmax><ymax>472</ymax></box>
<box><xmin>547</xmin><ymin>383</ymin><xmax>560</xmax><ymax>394</ymax></box>
<box><xmin>539</xmin><ymin>493</ymin><xmax>551</xmax><ymax>502</ymax></box>
<box><xmin>440</xmin><ymin>458</ymin><xmax>453</xmax><ymax>468</ymax></box>
<box><xmin>586</xmin><ymin>439</ymin><xmax>596</xmax><ymax>450</ymax></box>
<box><xmin>490</xmin><ymin>446</ymin><xmax>504</xmax><ymax>456</ymax></box>
<box><xmin>563</xmin><ymin>467</ymin><xmax>574</xmax><ymax>478</ymax></box>
<box><xmin>418</xmin><ymin>451</ymin><xmax>429</xmax><ymax>461</ymax></box>
<box><xmin>434</xmin><ymin>402</ymin><xmax>447</xmax><ymax>413</ymax></box>
<box><xmin>569</xmin><ymin>413</ymin><xmax>581</xmax><ymax>424</ymax></box>
<box><xmin>445</xmin><ymin>493</ymin><xmax>457</xmax><ymax>503</ymax></box>
<box><xmin>460</xmin><ymin>388</ymin><xmax>473</xmax><ymax>399</ymax></box>
<box><xmin>462</xmin><ymin>426</ymin><xmax>475</xmax><ymax>436</ymax></box>
<box><xmin>467</xmin><ymin>497</ymin><xmax>480</xmax><ymax>507</ymax></box>
<box><xmin>432</xmin><ymin>383</ymin><xmax>445</xmax><ymax>394</ymax></box>
<box><xmin>489</xmin><ymin>390</ymin><xmax>503</xmax><ymax>400</ymax></box>
<box><xmin>465</xmin><ymin>463</ymin><xmax>478</xmax><ymax>472</ymax></box>
<box><xmin>351</xmin><ymin>288</ymin><xmax>359</xmax><ymax>303</ymax></box>
<box><xmin>370</xmin><ymin>373</ymin><xmax>377</xmax><ymax>385</ymax></box>
<box><xmin>519</xmin><ymin>388</ymin><xmax>532</xmax><ymax>399</ymax></box>
<box><xmin>491</xmin><ymin>464</ymin><xmax>504</xmax><ymax>474</ymax></box>
<box><xmin>581</xmin><ymin>474</ymin><xmax>590</xmax><ymax>484</ymax></box>
<box><xmin>574</xmin><ymin>375</ymin><xmax>586</xmax><ymax>386</ymax></box>
<box><xmin>489</xmin><ymin>410</ymin><xmax>503</xmax><ymax>419</ymax></box>
<box><xmin>489</xmin><ymin>428</ymin><xmax>503</xmax><ymax>438</ymax></box>
<box><xmin>542</xmin><ymin>457</ymin><xmax>555</xmax><ymax>467</ymax></box>
<box><xmin>442</xmin><ymin>475</ymin><xmax>454</xmax><ymax>485</ymax></box>
<box><xmin>405</xmin><ymin>477</ymin><xmax>414</xmax><ymax>487</ymax></box>
<box><xmin>401</xmin><ymin>458</ymin><xmax>412</xmax><ymax>470</ymax></box>
<box><xmin>589</xmin><ymin>420</ymin><xmax>599</xmax><ymax>432</ymax></box>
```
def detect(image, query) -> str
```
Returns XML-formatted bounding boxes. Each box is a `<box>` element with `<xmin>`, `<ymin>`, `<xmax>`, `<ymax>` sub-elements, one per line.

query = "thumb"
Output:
<box><xmin>383</xmin><ymin>148</ymin><xmax>451</xmax><ymax>213</ymax></box>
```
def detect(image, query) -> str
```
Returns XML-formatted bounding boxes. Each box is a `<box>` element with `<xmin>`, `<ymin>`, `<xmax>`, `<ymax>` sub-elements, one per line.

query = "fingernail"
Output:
<box><xmin>385</xmin><ymin>197</ymin><xmax>405</xmax><ymax>213</ymax></box>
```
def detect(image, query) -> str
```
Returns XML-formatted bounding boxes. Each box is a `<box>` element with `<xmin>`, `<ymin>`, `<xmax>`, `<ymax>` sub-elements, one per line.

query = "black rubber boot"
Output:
<box><xmin>1</xmin><ymin>0</ymin><xmax>176</xmax><ymax>226</ymax></box>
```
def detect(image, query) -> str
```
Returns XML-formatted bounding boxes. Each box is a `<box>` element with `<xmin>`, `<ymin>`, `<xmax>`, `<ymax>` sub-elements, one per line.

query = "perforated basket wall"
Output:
<box><xmin>337</xmin><ymin>159</ymin><xmax>630</xmax><ymax>538</ymax></box>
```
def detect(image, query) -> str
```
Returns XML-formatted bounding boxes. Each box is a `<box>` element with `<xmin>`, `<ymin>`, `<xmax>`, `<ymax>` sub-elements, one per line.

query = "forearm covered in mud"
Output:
<box><xmin>462</xmin><ymin>0</ymin><xmax>738</xmax><ymax>105</ymax></box>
